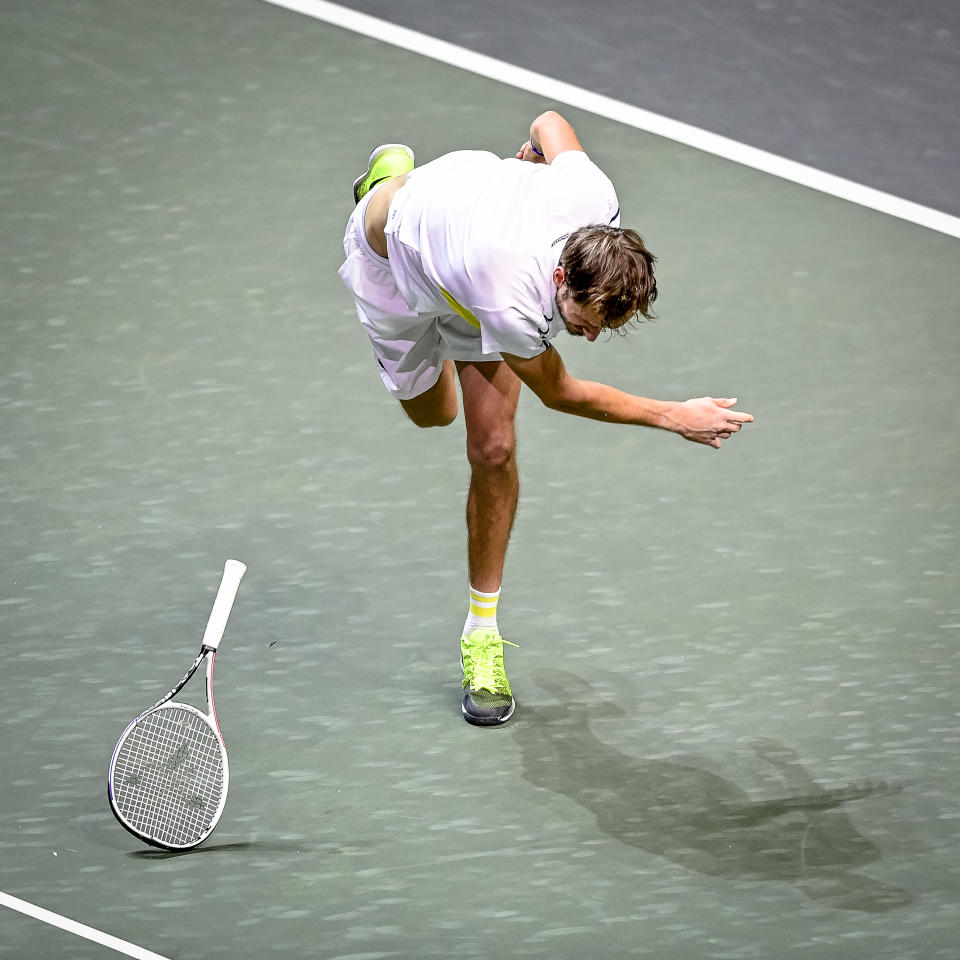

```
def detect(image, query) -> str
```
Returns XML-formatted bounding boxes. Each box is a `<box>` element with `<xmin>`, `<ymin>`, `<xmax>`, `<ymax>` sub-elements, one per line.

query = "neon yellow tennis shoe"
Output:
<box><xmin>460</xmin><ymin>628</ymin><xmax>517</xmax><ymax>726</ymax></box>
<box><xmin>352</xmin><ymin>143</ymin><xmax>415</xmax><ymax>203</ymax></box>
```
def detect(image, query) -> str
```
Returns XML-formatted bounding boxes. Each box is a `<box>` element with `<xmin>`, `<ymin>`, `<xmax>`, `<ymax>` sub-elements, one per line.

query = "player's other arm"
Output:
<box><xmin>502</xmin><ymin>346</ymin><xmax>754</xmax><ymax>449</ymax></box>
<box><xmin>516</xmin><ymin>111</ymin><xmax>583</xmax><ymax>164</ymax></box>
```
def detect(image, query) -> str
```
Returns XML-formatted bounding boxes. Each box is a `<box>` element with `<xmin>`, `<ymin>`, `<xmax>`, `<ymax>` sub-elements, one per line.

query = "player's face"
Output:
<box><xmin>556</xmin><ymin>284</ymin><xmax>603</xmax><ymax>341</ymax></box>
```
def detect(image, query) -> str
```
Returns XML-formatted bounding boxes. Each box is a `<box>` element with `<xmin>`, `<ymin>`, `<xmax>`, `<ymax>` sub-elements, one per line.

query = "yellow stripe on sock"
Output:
<box><xmin>439</xmin><ymin>287</ymin><xmax>481</xmax><ymax>329</ymax></box>
<box><xmin>469</xmin><ymin>587</ymin><xmax>500</xmax><ymax>619</ymax></box>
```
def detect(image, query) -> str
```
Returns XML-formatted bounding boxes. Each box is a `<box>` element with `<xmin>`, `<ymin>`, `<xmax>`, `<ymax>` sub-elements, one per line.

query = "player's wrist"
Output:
<box><xmin>652</xmin><ymin>399</ymin><xmax>683</xmax><ymax>432</ymax></box>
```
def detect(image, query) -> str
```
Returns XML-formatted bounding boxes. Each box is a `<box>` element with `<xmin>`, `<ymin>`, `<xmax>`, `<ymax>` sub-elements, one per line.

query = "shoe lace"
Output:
<box><xmin>463</xmin><ymin>631</ymin><xmax>518</xmax><ymax>693</ymax></box>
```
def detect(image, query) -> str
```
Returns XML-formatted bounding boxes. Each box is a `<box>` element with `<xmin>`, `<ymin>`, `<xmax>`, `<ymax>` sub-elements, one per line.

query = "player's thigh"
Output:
<box><xmin>456</xmin><ymin>360</ymin><xmax>522</xmax><ymax>464</ymax></box>
<box><xmin>399</xmin><ymin>359</ymin><xmax>458</xmax><ymax>427</ymax></box>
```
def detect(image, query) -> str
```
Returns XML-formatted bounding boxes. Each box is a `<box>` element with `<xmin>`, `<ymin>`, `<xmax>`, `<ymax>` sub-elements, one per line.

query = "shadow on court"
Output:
<box><xmin>514</xmin><ymin>670</ymin><xmax>911</xmax><ymax>913</ymax></box>
<box><xmin>126</xmin><ymin>840</ymin><xmax>313</xmax><ymax>859</ymax></box>
<box><xmin>75</xmin><ymin>801</ymin><xmax>376</xmax><ymax>859</ymax></box>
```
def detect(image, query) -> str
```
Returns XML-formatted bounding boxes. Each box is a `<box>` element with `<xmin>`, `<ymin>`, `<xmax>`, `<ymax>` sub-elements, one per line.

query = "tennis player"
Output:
<box><xmin>339</xmin><ymin>110</ymin><xmax>753</xmax><ymax>726</ymax></box>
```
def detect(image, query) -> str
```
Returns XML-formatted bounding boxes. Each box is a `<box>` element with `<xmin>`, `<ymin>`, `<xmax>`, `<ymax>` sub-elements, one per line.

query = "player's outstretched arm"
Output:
<box><xmin>516</xmin><ymin>110</ymin><xmax>584</xmax><ymax>164</ymax></box>
<box><xmin>503</xmin><ymin>346</ymin><xmax>753</xmax><ymax>449</ymax></box>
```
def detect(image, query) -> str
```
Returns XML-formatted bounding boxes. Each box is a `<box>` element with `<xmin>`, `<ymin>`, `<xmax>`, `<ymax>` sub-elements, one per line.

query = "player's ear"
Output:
<box><xmin>553</xmin><ymin>266</ymin><xmax>565</xmax><ymax>287</ymax></box>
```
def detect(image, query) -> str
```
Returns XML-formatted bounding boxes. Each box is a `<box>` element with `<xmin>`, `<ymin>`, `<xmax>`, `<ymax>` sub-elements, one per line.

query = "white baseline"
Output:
<box><xmin>259</xmin><ymin>0</ymin><xmax>959</xmax><ymax>240</ymax></box>
<box><xmin>0</xmin><ymin>891</ymin><xmax>172</xmax><ymax>960</ymax></box>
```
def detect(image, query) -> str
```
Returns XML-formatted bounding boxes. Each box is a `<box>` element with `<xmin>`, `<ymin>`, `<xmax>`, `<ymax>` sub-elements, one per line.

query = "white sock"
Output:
<box><xmin>462</xmin><ymin>584</ymin><xmax>500</xmax><ymax>636</ymax></box>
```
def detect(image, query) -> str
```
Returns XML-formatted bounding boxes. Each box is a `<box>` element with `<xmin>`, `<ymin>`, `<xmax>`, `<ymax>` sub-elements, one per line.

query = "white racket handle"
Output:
<box><xmin>201</xmin><ymin>559</ymin><xmax>247</xmax><ymax>650</ymax></box>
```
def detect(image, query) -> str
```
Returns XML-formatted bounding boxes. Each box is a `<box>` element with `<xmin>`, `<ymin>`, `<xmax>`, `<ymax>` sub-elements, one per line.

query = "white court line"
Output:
<box><xmin>259</xmin><ymin>0</ymin><xmax>960</xmax><ymax>240</ymax></box>
<box><xmin>0</xmin><ymin>891</ymin><xmax>172</xmax><ymax>960</ymax></box>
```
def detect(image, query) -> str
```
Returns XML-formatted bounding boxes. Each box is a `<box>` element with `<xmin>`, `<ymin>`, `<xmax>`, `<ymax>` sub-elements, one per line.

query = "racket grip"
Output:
<box><xmin>202</xmin><ymin>559</ymin><xmax>247</xmax><ymax>650</ymax></box>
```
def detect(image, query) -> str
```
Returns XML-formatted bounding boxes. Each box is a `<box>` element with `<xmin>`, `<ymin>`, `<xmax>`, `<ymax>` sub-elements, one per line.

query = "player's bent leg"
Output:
<box><xmin>399</xmin><ymin>359</ymin><xmax>458</xmax><ymax>427</ymax></box>
<box><xmin>363</xmin><ymin>173</ymin><xmax>408</xmax><ymax>259</ymax></box>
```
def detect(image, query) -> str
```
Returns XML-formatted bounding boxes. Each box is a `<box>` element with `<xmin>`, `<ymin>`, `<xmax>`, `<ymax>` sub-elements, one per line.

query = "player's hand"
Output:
<box><xmin>516</xmin><ymin>140</ymin><xmax>546</xmax><ymax>163</ymax></box>
<box><xmin>672</xmin><ymin>397</ymin><xmax>754</xmax><ymax>448</ymax></box>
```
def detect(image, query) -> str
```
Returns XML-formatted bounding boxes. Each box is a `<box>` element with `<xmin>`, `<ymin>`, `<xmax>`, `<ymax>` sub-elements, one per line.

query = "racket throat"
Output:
<box><xmin>203</xmin><ymin>649</ymin><xmax>223</xmax><ymax>741</ymax></box>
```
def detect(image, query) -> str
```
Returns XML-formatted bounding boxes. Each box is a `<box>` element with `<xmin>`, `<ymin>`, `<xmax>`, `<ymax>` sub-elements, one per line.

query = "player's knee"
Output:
<box><xmin>467</xmin><ymin>432</ymin><xmax>516</xmax><ymax>469</ymax></box>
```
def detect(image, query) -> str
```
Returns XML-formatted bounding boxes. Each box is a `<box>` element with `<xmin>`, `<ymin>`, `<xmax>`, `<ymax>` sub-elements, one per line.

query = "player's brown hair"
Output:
<box><xmin>559</xmin><ymin>225</ymin><xmax>658</xmax><ymax>329</ymax></box>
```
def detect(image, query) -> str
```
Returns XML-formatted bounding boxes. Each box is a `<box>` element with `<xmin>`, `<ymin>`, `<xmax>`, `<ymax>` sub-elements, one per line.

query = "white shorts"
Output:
<box><xmin>338</xmin><ymin>188</ymin><xmax>494</xmax><ymax>400</ymax></box>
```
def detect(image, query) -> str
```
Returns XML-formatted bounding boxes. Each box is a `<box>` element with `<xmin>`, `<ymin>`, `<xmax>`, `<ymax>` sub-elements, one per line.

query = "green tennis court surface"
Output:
<box><xmin>2</xmin><ymin>0</ymin><xmax>958</xmax><ymax>957</ymax></box>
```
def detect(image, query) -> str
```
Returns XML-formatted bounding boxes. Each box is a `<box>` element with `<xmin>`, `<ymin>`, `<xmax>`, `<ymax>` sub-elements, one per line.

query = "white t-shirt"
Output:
<box><xmin>383</xmin><ymin>149</ymin><xmax>621</xmax><ymax>358</ymax></box>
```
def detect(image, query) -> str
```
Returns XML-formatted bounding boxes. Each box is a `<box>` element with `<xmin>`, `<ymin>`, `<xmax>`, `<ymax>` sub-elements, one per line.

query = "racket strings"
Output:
<box><xmin>112</xmin><ymin>706</ymin><xmax>225</xmax><ymax>847</ymax></box>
